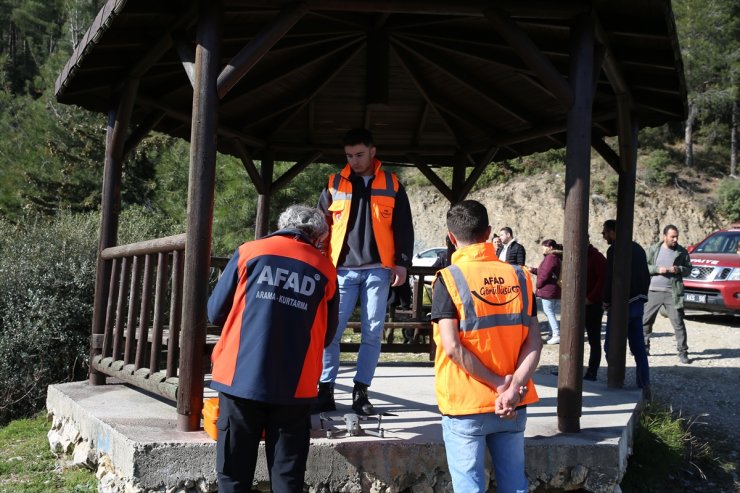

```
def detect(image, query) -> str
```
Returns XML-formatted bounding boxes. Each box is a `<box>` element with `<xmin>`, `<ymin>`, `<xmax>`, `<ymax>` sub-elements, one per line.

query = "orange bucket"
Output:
<box><xmin>202</xmin><ymin>397</ymin><xmax>219</xmax><ymax>440</ymax></box>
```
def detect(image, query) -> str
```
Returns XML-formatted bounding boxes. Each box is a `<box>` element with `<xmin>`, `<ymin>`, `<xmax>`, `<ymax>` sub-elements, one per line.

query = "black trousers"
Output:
<box><xmin>584</xmin><ymin>304</ymin><xmax>604</xmax><ymax>374</ymax></box>
<box><xmin>216</xmin><ymin>392</ymin><xmax>310</xmax><ymax>493</ymax></box>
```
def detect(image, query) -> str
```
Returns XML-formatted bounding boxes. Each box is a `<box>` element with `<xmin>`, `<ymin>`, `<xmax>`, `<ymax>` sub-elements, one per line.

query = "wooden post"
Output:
<box><xmin>607</xmin><ymin>96</ymin><xmax>639</xmax><ymax>388</ymax></box>
<box><xmin>255</xmin><ymin>151</ymin><xmax>274</xmax><ymax>239</ymax></box>
<box><xmin>89</xmin><ymin>78</ymin><xmax>139</xmax><ymax>384</ymax></box>
<box><xmin>451</xmin><ymin>151</ymin><xmax>467</xmax><ymax>202</ymax></box>
<box><xmin>557</xmin><ymin>13</ymin><xmax>594</xmax><ymax>433</ymax></box>
<box><xmin>178</xmin><ymin>0</ymin><xmax>221</xmax><ymax>432</ymax></box>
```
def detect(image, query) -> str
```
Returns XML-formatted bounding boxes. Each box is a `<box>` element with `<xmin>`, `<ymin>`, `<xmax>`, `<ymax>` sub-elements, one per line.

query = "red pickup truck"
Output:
<box><xmin>683</xmin><ymin>225</ymin><xmax>740</xmax><ymax>314</ymax></box>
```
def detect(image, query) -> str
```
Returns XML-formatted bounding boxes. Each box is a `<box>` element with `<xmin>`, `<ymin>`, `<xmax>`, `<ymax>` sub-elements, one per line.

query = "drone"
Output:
<box><xmin>318</xmin><ymin>412</ymin><xmax>387</xmax><ymax>439</ymax></box>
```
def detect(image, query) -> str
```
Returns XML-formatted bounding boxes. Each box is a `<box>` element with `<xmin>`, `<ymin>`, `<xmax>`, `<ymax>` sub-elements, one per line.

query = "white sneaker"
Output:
<box><xmin>546</xmin><ymin>336</ymin><xmax>560</xmax><ymax>345</ymax></box>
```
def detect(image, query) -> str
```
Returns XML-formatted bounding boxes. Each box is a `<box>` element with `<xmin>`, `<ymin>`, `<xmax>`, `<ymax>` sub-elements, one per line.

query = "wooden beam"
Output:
<box><xmin>593</xmin><ymin>15</ymin><xmax>629</xmax><ymax>96</ymax></box>
<box><xmin>173</xmin><ymin>34</ymin><xmax>196</xmax><ymax>88</ymax></box>
<box><xmin>395</xmin><ymin>31</ymin><xmax>537</xmax><ymax>76</ymax></box>
<box><xmin>269</xmin><ymin>42</ymin><xmax>366</xmax><ymax>136</ymax></box>
<box><xmin>391</xmin><ymin>45</ymin><xmax>461</xmax><ymax>144</ymax></box>
<box><xmin>557</xmin><ymin>13</ymin><xmax>594</xmax><ymax>434</ymax></box>
<box><xmin>123</xmin><ymin>111</ymin><xmax>165</xmax><ymax>159</ymax></box>
<box><xmin>366</xmin><ymin>29</ymin><xmax>390</xmax><ymax>105</ymax></box>
<box><xmin>484</xmin><ymin>6</ymin><xmax>574</xmax><ymax>108</ymax></box>
<box><xmin>406</xmin><ymin>153</ymin><xmax>454</xmax><ymax>202</ymax></box>
<box><xmin>458</xmin><ymin>146</ymin><xmax>499</xmax><ymax>199</ymax></box>
<box><xmin>217</xmin><ymin>3</ymin><xmax>308</xmax><ymax>99</ymax></box>
<box><xmin>90</xmin><ymin>78</ymin><xmax>140</xmax><ymax>386</ymax></box>
<box><xmin>413</xmin><ymin>103</ymin><xmax>429</xmax><ymax>146</ymax></box>
<box><xmin>392</xmin><ymin>35</ymin><xmax>532</xmax><ymax>124</ymax></box>
<box><xmin>178</xmin><ymin>0</ymin><xmax>220</xmax><ymax>433</ymax></box>
<box><xmin>272</xmin><ymin>151</ymin><xmax>323</xmax><ymax>191</ymax></box>
<box><xmin>301</xmin><ymin>0</ymin><xmax>590</xmax><ymax>18</ymax></box>
<box><xmin>136</xmin><ymin>95</ymin><xmax>266</xmax><ymax>148</ymax></box>
<box><xmin>220</xmin><ymin>35</ymin><xmax>364</xmax><ymax>118</ymax></box>
<box><xmin>468</xmin><ymin>108</ymin><xmax>617</xmax><ymax>150</ymax></box>
<box><xmin>232</xmin><ymin>139</ymin><xmax>267</xmax><ymax>194</ymax></box>
<box><xmin>607</xmin><ymin>100</ymin><xmax>639</xmax><ymax>389</ymax></box>
<box><xmin>255</xmin><ymin>152</ymin><xmax>274</xmax><ymax>239</ymax></box>
<box><xmin>127</xmin><ymin>5</ymin><xmax>198</xmax><ymax>80</ymax></box>
<box><xmin>451</xmin><ymin>151</ymin><xmax>468</xmax><ymax>202</ymax></box>
<box><xmin>591</xmin><ymin>137</ymin><xmax>620</xmax><ymax>173</ymax></box>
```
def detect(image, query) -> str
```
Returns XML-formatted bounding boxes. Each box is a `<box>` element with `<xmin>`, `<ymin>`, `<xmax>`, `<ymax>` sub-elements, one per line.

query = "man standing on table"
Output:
<box><xmin>432</xmin><ymin>200</ymin><xmax>542</xmax><ymax>493</ymax></box>
<box><xmin>316</xmin><ymin>128</ymin><xmax>414</xmax><ymax>415</ymax></box>
<box><xmin>208</xmin><ymin>206</ymin><xmax>338</xmax><ymax>493</ymax></box>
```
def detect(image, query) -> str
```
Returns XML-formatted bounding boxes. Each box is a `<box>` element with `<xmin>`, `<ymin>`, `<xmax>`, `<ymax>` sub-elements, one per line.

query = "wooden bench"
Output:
<box><xmin>340</xmin><ymin>266</ymin><xmax>439</xmax><ymax>360</ymax></box>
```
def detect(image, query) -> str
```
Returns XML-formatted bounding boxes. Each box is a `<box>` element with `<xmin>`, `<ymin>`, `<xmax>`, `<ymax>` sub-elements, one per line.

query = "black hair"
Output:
<box><xmin>500</xmin><ymin>226</ymin><xmax>513</xmax><ymax>236</ymax></box>
<box><xmin>447</xmin><ymin>200</ymin><xmax>489</xmax><ymax>243</ymax></box>
<box><xmin>603</xmin><ymin>219</ymin><xmax>617</xmax><ymax>232</ymax></box>
<box><xmin>343</xmin><ymin>128</ymin><xmax>374</xmax><ymax>147</ymax></box>
<box><xmin>663</xmin><ymin>224</ymin><xmax>678</xmax><ymax>235</ymax></box>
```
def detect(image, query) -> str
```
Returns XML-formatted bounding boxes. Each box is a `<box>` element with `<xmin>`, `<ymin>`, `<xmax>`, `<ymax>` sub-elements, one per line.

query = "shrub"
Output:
<box><xmin>716</xmin><ymin>178</ymin><xmax>740</xmax><ymax>222</ymax></box>
<box><xmin>643</xmin><ymin>149</ymin><xmax>675</xmax><ymax>187</ymax></box>
<box><xmin>0</xmin><ymin>208</ymin><xmax>179</xmax><ymax>425</ymax></box>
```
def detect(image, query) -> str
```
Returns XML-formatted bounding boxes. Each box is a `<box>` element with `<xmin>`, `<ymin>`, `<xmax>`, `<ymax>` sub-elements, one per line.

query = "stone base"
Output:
<box><xmin>46</xmin><ymin>367</ymin><xmax>641</xmax><ymax>492</ymax></box>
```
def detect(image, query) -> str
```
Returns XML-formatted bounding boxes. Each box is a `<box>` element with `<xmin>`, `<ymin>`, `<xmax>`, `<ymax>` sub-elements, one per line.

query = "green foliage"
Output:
<box><xmin>621</xmin><ymin>402</ymin><xmax>716</xmax><ymax>492</ymax></box>
<box><xmin>643</xmin><ymin>149</ymin><xmax>676</xmax><ymax>187</ymax></box>
<box><xmin>592</xmin><ymin>174</ymin><xmax>619</xmax><ymax>201</ymax></box>
<box><xmin>0</xmin><ymin>412</ymin><xmax>97</xmax><ymax>492</ymax></box>
<box><xmin>0</xmin><ymin>208</ymin><xmax>179</xmax><ymax>425</ymax></box>
<box><xmin>715</xmin><ymin>178</ymin><xmax>740</xmax><ymax>221</ymax></box>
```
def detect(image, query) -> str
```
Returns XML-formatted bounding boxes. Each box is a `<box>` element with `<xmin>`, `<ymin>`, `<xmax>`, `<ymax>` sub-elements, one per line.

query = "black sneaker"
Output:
<box><xmin>352</xmin><ymin>383</ymin><xmax>375</xmax><ymax>415</ymax></box>
<box><xmin>315</xmin><ymin>383</ymin><xmax>335</xmax><ymax>412</ymax></box>
<box><xmin>678</xmin><ymin>353</ymin><xmax>691</xmax><ymax>364</ymax></box>
<box><xmin>583</xmin><ymin>370</ymin><xmax>597</xmax><ymax>381</ymax></box>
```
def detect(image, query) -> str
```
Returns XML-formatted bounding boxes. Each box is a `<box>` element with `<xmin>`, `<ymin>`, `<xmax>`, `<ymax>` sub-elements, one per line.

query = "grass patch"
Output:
<box><xmin>0</xmin><ymin>412</ymin><xmax>97</xmax><ymax>493</ymax></box>
<box><xmin>621</xmin><ymin>401</ymin><xmax>734</xmax><ymax>492</ymax></box>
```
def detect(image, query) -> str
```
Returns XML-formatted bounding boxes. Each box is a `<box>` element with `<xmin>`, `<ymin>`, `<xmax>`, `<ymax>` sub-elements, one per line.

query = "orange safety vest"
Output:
<box><xmin>433</xmin><ymin>242</ymin><xmax>539</xmax><ymax>416</ymax></box>
<box><xmin>326</xmin><ymin>159</ymin><xmax>399</xmax><ymax>268</ymax></box>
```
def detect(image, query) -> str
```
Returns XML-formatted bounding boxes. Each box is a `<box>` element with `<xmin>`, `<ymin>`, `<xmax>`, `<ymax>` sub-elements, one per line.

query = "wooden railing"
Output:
<box><xmin>88</xmin><ymin>242</ymin><xmax>439</xmax><ymax>419</ymax></box>
<box><xmin>89</xmin><ymin>235</ymin><xmax>227</xmax><ymax>404</ymax></box>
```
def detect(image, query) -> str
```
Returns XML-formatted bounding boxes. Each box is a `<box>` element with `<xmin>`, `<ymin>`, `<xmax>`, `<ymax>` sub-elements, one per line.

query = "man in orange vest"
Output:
<box><xmin>317</xmin><ymin>128</ymin><xmax>414</xmax><ymax>415</ymax></box>
<box><xmin>432</xmin><ymin>200</ymin><xmax>542</xmax><ymax>493</ymax></box>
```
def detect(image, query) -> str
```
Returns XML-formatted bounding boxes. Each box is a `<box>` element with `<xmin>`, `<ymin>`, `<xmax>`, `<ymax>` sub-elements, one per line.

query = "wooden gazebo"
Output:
<box><xmin>55</xmin><ymin>0</ymin><xmax>687</xmax><ymax>432</ymax></box>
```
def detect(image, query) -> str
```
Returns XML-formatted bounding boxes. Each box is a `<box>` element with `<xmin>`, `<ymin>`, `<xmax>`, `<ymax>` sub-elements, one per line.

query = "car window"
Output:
<box><xmin>419</xmin><ymin>248</ymin><xmax>445</xmax><ymax>258</ymax></box>
<box><xmin>694</xmin><ymin>232</ymin><xmax>740</xmax><ymax>254</ymax></box>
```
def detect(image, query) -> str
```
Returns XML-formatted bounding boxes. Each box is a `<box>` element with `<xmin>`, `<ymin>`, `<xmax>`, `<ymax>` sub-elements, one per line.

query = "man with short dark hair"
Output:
<box><xmin>642</xmin><ymin>224</ymin><xmax>692</xmax><ymax>364</ymax></box>
<box><xmin>432</xmin><ymin>200</ymin><xmax>541</xmax><ymax>493</ymax></box>
<box><xmin>317</xmin><ymin>128</ymin><xmax>414</xmax><ymax>415</ymax></box>
<box><xmin>602</xmin><ymin>219</ymin><xmax>651</xmax><ymax>398</ymax></box>
<box><xmin>208</xmin><ymin>205</ymin><xmax>339</xmax><ymax>493</ymax></box>
<box><xmin>496</xmin><ymin>226</ymin><xmax>526</xmax><ymax>265</ymax></box>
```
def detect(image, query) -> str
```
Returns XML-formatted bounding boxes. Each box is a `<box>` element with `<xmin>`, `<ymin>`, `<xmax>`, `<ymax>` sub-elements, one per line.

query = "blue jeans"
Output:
<box><xmin>540</xmin><ymin>298</ymin><xmax>560</xmax><ymax>337</ymax></box>
<box><xmin>320</xmin><ymin>267</ymin><xmax>391</xmax><ymax>386</ymax></box>
<box><xmin>442</xmin><ymin>410</ymin><xmax>528</xmax><ymax>493</ymax></box>
<box><xmin>605</xmin><ymin>300</ymin><xmax>650</xmax><ymax>388</ymax></box>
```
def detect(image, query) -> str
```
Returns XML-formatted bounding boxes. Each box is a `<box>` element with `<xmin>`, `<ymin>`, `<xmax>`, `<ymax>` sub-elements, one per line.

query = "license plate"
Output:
<box><xmin>684</xmin><ymin>293</ymin><xmax>706</xmax><ymax>303</ymax></box>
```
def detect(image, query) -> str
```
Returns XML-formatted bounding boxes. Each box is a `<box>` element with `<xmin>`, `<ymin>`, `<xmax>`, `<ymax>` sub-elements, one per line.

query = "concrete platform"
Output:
<box><xmin>46</xmin><ymin>364</ymin><xmax>641</xmax><ymax>492</ymax></box>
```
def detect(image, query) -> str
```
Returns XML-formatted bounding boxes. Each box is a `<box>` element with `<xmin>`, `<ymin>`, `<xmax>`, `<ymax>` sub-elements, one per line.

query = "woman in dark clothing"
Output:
<box><xmin>528</xmin><ymin>239</ymin><xmax>562</xmax><ymax>344</ymax></box>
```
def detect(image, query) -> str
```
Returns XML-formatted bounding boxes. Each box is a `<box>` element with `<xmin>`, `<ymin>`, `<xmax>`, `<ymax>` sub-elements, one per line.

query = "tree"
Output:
<box><xmin>673</xmin><ymin>0</ymin><xmax>740</xmax><ymax>170</ymax></box>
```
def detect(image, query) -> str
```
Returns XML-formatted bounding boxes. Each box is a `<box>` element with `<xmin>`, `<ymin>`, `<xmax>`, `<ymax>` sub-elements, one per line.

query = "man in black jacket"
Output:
<box><xmin>602</xmin><ymin>219</ymin><xmax>651</xmax><ymax>398</ymax></box>
<box><xmin>496</xmin><ymin>227</ymin><xmax>526</xmax><ymax>265</ymax></box>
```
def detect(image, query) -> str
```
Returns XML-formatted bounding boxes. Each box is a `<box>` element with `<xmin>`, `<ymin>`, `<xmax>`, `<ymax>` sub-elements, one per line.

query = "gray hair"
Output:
<box><xmin>277</xmin><ymin>205</ymin><xmax>328</xmax><ymax>244</ymax></box>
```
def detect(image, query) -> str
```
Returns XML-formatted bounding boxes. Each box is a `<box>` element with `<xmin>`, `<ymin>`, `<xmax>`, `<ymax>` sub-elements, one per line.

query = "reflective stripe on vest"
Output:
<box><xmin>445</xmin><ymin>264</ymin><xmax>531</xmax><ymax>331</ymax></box>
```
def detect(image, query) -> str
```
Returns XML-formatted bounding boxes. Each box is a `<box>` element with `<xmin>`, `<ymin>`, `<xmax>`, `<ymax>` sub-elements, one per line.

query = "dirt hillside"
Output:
<box><xmin>406</xmin><ymin>167</ymin><xmax>726</xmax><ymax>257</ymax></box>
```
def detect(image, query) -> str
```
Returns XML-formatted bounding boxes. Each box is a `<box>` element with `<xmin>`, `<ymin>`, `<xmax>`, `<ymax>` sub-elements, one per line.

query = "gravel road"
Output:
<box><xmin>537</xmin><ymin>309</ymin><xmax>740</xmax><ymax>459</ymax></box>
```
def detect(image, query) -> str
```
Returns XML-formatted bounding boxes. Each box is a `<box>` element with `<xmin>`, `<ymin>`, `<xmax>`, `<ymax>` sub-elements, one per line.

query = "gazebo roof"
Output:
<box><xmin>55</xmin><ymin>0</ymin><xmax>687</xmax><ymax>166</ymax></box>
